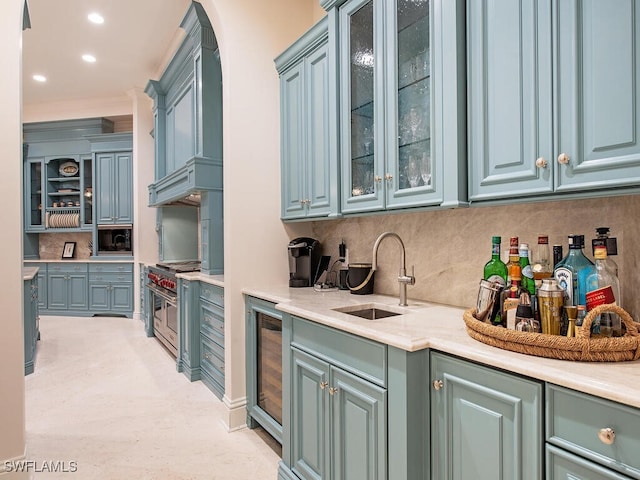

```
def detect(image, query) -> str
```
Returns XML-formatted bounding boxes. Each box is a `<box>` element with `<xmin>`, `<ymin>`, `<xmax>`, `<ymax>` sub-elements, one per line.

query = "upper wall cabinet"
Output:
<box><xmin>145</xmin><ymin>1</ymin><xmax>223</xmax><ymax>207</ymax></box>
<box><xmin>87</xmin><ymin>133</ymin><xmax>133</xmax><ymax>225</ymax></box>
<box><xmin>23</xmin><ymin>118</ymin><xmax>114</xmax><ymax>233</ymax></box>
<box><xmin>468</xmin><ymin>0</ymin><xmax>640</xmax><ymax>202</ymax></box>
<box><xmin>276</xmin><ymin>17</ymin><xmax>339</xmax><ymax>221</ymax></box>
<box><xmin>337</xmin><ymin>0</ymin><xmax>467</xmax><ymax>214</ymax></box>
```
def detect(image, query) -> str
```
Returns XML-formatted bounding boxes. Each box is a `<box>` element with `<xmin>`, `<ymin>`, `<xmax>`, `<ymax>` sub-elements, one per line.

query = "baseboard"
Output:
<box><xmin>220</xmin><ymin>395</ymin><xmax>247</xmax><ymax>432</ymax></box>
<box><xmin>1</xmin><ymin>451</ymin><xmax>29</xmax><ymax>479</ymax></box>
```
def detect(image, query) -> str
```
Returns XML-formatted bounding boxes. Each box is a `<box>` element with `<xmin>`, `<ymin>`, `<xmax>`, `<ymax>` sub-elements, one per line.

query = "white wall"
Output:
<box><xmin>199</xmin><ymin>0</ymin><xmax>318</xmax><ymax>429</ymax></box>
<box><xmin>0</xmin><ymin>0</ymin><xmax>27</xmax><ymax>472</ymax></box>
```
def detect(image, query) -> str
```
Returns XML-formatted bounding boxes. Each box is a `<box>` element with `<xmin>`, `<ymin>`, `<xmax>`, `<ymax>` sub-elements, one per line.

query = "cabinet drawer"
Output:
<box><xmin>89</xmin><ymin>272</ymin><xmax>133</xmax><ymax>283</ymax></box>
<box><xmin>200</xmin><ymin>283</ymin><xmax>223</xmax><ymax>307</ymax></box>
<box><xmin>48</xmin><ymin>262</ymin><xmax>87</xmax><ymax>273</ymax></box>
<box><xmin>200</xmin><ymin>333</ymin><xmax>225</xmax><ymax>385</ymax></box>
<box><xmin>89</xmin><ymin>263</ymin><xmax>133</xmax><ymax>273</ymax></box>
<box><xmin>200</xmin><ymin>301</ymin><xmax>224</xmax><ymax>347</ymax></box>
<box><xmin>291</xmin><ymin>316</ymin><xmax>386</xmax><ymax>387</ymax></box>
<box><xmin>547</xmin><ymin>384</ymin><xmax>640</xmax><ymax>478</ymax></box>
<box><xmin>547</xmin><ymin>444</ymin><xmax>632</xmax><ymax>480</ymax></box>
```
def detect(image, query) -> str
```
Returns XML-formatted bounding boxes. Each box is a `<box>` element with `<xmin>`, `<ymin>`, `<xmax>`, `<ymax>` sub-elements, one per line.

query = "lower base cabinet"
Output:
<box><xmin>547</xmin><ymin>445</ymin><xmax>634</xmax><ymax>480</ymax></box>
<box><xmin>291</xmin><ymin>347</ymin><xmax>386</xmax><ymax>480</ymax></box>
<box><xmin>280</xmin><ymin>316</ymin><xmax>428</xmax><ymax>480</ymax></box>
<box><xmin>23</xmin><ymin>275</ymin><xmax>39</xmax><ymax>375</ymax></box>
<box><xmin>430</xmin><ymin>352</ymin><xmax>543</xmax><ymax>480</ymax></box>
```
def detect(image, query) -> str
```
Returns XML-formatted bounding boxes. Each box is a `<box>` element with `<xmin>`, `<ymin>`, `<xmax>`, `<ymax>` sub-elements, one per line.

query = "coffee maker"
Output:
<box><xmin>288</xmin><ymin>237</ymin><xmax>321</xmax><ymax>287</ymax></box>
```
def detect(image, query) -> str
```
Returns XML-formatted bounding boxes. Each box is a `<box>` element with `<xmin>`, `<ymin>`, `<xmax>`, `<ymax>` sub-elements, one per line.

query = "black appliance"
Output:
<box><xmin>97</xmin><ymin>225</ymin><xmax>133</xmax><ymax>255</ymax></box>
<box><xmin>288</xmin><ymin>237</ymin><xmax>321</xmax><ymax>287</ymax></box>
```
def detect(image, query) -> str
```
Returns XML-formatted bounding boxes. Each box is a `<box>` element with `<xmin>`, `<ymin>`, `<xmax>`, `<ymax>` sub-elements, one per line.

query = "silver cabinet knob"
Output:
<box><xmin>384</xmin><ymin>173</ymin><xmax>393</xmax><ymax>181</ymax></box>
<box><xmin>535</xmin><ymin>157</ymin><xmax>548</xmax><ymax>168</ymax></box>
<box><xmin>319</xmin><ymin>381</ymin><xmax>328</xmax><ymax>390</ymax></box>
<box><xmin>598</xmin><ymin>427</ymin><xmax>615</xmax><ymax>445</ymax></box>
<box><xmin>329</xmin><ymin>387</ymin><xmax>338</xmax><ymax>395</ymax></box>
<box><xmin>557</xmin><ymin>153</ymin><xmax>570</xmax><ymax>165</ymax></box>
<box><xmin>374</xmin><ymin>175</ymin><xmax>382</xmax><ymax>183</ymax></box>
<box><xmin>433</xmin><ymin>379</ymin><xmax>444</xmax><ymax>391</ymax></box>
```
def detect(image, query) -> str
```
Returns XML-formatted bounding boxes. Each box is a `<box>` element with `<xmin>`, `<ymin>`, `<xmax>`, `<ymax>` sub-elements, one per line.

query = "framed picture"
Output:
<box><xmin>62</xmin><ymin>242</ymin><xmax>76</xmax><ymax>259</ymax></box>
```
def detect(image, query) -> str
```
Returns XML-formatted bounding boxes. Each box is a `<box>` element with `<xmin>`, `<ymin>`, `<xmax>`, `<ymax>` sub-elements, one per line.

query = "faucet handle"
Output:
<box><xmin>409</xmin><ymin>265</ymin><xmax>416</xmax><ymax>285</ymax></box>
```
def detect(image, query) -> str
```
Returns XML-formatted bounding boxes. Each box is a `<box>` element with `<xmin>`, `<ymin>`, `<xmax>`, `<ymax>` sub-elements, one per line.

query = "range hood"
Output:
<box><xmin>147</xmin><ymin>156</ymin><xmax>219</xmax><ymax>207</ymax></box>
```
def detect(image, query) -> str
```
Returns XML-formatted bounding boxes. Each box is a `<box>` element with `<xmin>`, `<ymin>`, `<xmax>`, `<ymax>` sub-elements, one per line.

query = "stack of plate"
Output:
<box><xmin>48</xmin><ymin>212</ymin><xmax>80</xmax><ymax>228</ymax></box>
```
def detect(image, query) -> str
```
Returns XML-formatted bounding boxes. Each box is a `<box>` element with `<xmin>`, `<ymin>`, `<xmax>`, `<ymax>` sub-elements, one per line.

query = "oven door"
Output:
<box><xmin>149</xmin><ymin>284</ymin><xmax>178</xmax><ymax>357</ymax></box>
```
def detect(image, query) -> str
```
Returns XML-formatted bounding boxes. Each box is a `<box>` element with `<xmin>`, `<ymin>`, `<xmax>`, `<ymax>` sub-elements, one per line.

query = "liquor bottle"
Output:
<box><xmin>531</xmin><ymin>235</ymin><xmax>553</xmax><ymax>288</ymax></box>
<box><xmin>553</xmin><ymin>235</ymin><xmax>594</xmax><ymax>309</ymax></box>
<box><xmin>519</xmin><ymin>243</ymin><xmax>535</xmax><ymax>295</ymax></box>
<box><xmin>552</xmin><ymin>244</ymin><xmax>563</xmax><ymax>268</ymax></box>
<box><xmin>584</xmin><ymin>246</ymin><xmax>622</xmax><ymax>337</ymax></box>
<box><xmin>483</xmin><ymin>236</ymin><xmax>507</xmax><ymax>287</ymax></box>
<box><xmin>592</xmin><ymin>227</ymin><xmax>619</xmax><ymax>276</ymax></box>
<box><xmin>502</xmin><ymin>263</ymin><xmax>526</xmax><ymax>329</ymax></box>
<box><xmin>505</xmin><ymin>236</ymin><xmax>519</xmax><ymax>284</ymax></box>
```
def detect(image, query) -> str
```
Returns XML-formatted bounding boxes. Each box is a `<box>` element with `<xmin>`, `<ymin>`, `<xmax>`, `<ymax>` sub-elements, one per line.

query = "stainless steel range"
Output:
<box><xmin>147</xmin><ymin>261</ymin><xmax>200</xmax><ymax>357</ymax></box>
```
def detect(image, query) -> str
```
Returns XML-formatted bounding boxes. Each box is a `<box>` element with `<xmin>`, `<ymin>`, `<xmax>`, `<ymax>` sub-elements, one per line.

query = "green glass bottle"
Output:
<box><xmin>484</xmin><ymin>236</ymin><xmax>507</xmax><ymax>287</ymax></box>
<box><xmin>519</xmin><ymin>243</ymin><xmax>535</xmax><ymax>295</ymax></box>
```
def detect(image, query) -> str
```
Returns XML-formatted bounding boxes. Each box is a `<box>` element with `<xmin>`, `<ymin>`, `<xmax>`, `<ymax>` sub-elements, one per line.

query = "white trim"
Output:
<box><xmin>220</xmin><ymin>395</ymin><xmax>247</xmax><ymax>432</ymax></box>
<box><xmin>1</xmin><ymin>451</ymin><xmax>29</xmax><ymax>479</ymax></box>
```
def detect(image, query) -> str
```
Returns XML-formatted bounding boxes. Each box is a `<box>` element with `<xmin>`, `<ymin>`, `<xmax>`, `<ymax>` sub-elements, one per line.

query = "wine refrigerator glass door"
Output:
<box><xmin>257</xmin><ymin>312</ymin><xmax>283</xmax><ymax>425</ymax></box>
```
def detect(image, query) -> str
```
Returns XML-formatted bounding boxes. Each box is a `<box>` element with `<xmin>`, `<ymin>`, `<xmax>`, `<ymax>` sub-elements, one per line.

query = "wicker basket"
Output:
<box><xmin>463</xmin><ymin>303</ymin><xmax>640</xmax><ymax>362</ymax></box>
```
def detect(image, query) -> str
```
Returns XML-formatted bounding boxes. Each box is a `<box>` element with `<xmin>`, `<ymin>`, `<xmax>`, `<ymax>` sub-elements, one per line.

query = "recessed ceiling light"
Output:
<box><xmin>33</xmin><ymin>74</ymin><xmax>47</xmax><ymax>82</ymax></box>
<box><xmin>88</xmin><ymin>12</ymin><xmax>104</xmax><ymax>24</ymax></box>
<box><xmin>82</xmin><ymin>54</ymin><xmax>97</xmax><ymax>63</ymax></box>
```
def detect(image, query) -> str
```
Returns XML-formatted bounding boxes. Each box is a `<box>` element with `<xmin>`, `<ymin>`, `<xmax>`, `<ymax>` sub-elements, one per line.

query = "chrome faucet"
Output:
<box><xmin>371</xmin><ymin>232</ymin><xmax>415</xmax><ymax>306</ymax></box>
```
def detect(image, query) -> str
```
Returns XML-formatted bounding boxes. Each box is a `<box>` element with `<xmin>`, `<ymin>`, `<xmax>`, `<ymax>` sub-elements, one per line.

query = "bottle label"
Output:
<box><xmin>521</xmin><ymin>265</ymin><xmax>533</xmax><ymax>279</ymax></box>
<box><xmin>487</xmin><ymin>274</ymin><xmax>506</xmax><ymax>287</ymax></box>
<box><xmin>554</xmin><ymin>267</ymin><xmax>573</xmax><ymax>304</ymax></box>
<box><xmin>492</xmin><ymin>244</ymin><xmax>500</xmax><ymax>256</ymax></box>
<box><xmin>586</xmin><ymin>285</ymin><xmax>615</xmax><ymax>310</ymax></box>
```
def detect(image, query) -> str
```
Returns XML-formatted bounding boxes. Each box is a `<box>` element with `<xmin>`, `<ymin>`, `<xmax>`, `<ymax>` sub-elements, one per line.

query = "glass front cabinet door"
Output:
<box><xmin>339</xmin><ymin>0</ymin><xmax>466</xmax><ymax>214</ymax></box>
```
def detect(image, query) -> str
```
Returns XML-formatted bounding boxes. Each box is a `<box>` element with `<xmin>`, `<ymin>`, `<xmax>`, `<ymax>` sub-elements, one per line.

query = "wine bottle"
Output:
<box><xmin>483</xmin><ymin>236</ymin><xmax>507</xmax><ymax>287</ymax></box>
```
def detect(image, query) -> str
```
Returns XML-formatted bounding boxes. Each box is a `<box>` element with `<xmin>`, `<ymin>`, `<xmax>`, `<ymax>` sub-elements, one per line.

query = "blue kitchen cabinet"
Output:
<box><xmin>430</xmin><ymin>351</ymin><xmax>543</xmax><ymax>480</ymax></box>
<box><xmin>23</xmin><ymin>274</ymin><xmax>39</xmax><ymax>375</ymax></box>
<box><xmin>24</xmin><ymin>157</ymin><xmax>44</xmax><ymax>231</ymax></box>
<box><xmin>95</xmin><ymin>151</ymin><xmax>133</xmax><ymax>225</ymax></box>
<box><xmin>196</xmin><ymin>282</ymin><xmax>225</xmax><ymax>398</ymax></box>
<box><xmin>290</xmin><ymin>347</ymin><xmax>386</xmax><ymax>480</ymax></box>
<box><xmin>276</xmin><ymin>18</ymin><xmax>338</xmax><ymax>220</ymax></box>
<box><xmin>338</xmin><ymin>0</ymin><xmax>467</xmax><ymax>214</ymax></box>
<box><xmin>280</xmin><ymin>315</ymin><xmax>429</xmax><ymax>480</ymax></box>
<box><xmin>546</xmin><ymin>384</ymin><xmax>640</xmax><ymax>479</ymax></box>
<box><xmin>87</xmin><ymin>263</ymin><xmax>133</xmax><ymax>315</ymax></box>
<box><xmin>47</xmin><ymin>263</ymin><xmax>89</xmax><ymax>311</ymax></box>
<box><xmin>25</xmin><ymin>262</ymin><xmax>47</xmax><ymax>310</ymax></box>
<box><xmin>177</xmin><ymin>277</ymin><xmax>199</xmax><ymax>380</ymax></box>
<box><xmin>468</xmin><ymin>0</ymin><xmax>640</xmax><ymax>201</ymax></box>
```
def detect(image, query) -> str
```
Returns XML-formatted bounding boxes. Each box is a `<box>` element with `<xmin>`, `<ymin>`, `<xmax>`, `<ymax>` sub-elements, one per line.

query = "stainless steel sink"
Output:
<box><xmin>332</xmin><ymin>303</ymin><xmax>408</xmax><ymax>320</ymax></box>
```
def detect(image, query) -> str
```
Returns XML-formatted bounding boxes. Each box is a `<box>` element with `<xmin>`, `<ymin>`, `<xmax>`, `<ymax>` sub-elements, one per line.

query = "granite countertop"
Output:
<box><xmin>177</xmin><ymin>272</ymin><xmax>224</xmax><ymax>288</ymax></box>
<box><xmin>242</xmin><ymin>284</ymin><xmax>640</xmax><ymax>409</ymax></box>
<box><xmin>23</xmin><ymin>266</ymin><xmax>39</xmax><ymax>280</ymax></box>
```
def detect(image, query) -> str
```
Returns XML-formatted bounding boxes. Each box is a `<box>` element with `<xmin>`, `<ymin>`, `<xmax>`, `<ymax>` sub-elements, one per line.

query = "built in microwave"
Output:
<box><xmin>97</xmin><ymin>225</ymin><xmax>133</xmax><ymax>255</ymax></box>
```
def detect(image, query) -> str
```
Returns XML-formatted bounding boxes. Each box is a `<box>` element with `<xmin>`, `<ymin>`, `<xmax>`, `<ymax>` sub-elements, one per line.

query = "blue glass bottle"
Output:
<box><xmin>553</xmin><ymin>234</ymin><xmax>594</xmax><ymax>309</ymax></box>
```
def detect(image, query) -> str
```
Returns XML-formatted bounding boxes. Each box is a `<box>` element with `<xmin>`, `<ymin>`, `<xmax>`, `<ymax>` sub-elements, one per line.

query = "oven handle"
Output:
<box><xmin>147</xmin><ymin>283</ymin><xmax>177</xmax><ymax>305</ymax></box>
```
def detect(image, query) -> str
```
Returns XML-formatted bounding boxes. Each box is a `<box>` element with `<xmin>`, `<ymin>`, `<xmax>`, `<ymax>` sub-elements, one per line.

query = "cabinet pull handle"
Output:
<box><xmin>384</xmin><ymin>173</ymin><xmax>393</xmax><ymax>181</ymax></box>
<box><xmin>557</xmin><ymin>153</ymin><xmax>570</xmax><ymax>165</ymax></box>
<box><xmin>319</xmin><ymin>381</ymin><xmax>328</xmax><ymax>390</ymax></box>
<box><xmin>329</xmin><ymin>387</ymin><xmax>338</xmax><ymax>395</ymax></box>
<box><xmin>432</xmin><ymin>379</ymin><xmax>444</xmax><ymax>391</ymax></box>
<box><xmin>598</xmin><ymin>427</ymin><xmax>615</xmax><ymax>445</ymax></box>
<box><xmin>535</xmin><ymin>157</ymin><xmax>548</xmax><ymax>168</ymax></box>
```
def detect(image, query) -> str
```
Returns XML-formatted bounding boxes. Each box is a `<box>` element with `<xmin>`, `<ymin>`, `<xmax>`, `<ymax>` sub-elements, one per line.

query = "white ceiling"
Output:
<box><xmin>22</xmin><ymin>0</ymin><xmax>193</xmax><ymax>108</ymax></box>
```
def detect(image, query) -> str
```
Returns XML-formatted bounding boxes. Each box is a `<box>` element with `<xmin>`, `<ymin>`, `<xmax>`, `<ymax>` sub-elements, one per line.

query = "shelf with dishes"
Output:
<box><xmin>45</xmin><ymin>207</ymin><xmax>81</xmax><ymax>229</ymax></box>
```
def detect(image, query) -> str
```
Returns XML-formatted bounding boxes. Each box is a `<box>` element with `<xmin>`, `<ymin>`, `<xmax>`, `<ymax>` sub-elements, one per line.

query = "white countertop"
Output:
<box><xmin>177</xmin><ymin>272</ymin><xmax>224</xmax><ymax>287</ymax></box>
<box><xmin>24</xmin><ymin>259</ymin><xmax>134</xmax><ymax>263</ymax></box>
<box><xmin>243</xmin><ymin>284</ymin><xmax>640</xmax><ymax>409</ymax></box>
<box><xmin>22</xmin><ymin>266</ymin><xmax>39</xmax><ymax>280</ymax></box>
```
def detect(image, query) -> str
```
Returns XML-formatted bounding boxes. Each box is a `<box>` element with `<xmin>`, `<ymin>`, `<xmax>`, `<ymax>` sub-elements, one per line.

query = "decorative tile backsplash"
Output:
<box><xmin>39</xmin><ymin>232</ymin><xmax>93</xmax><ymax>260</ymax></box>
<box><xmin>305</xmin><ymin>195</ymin><xmax>640</xmax><ymax>322</ymax></box>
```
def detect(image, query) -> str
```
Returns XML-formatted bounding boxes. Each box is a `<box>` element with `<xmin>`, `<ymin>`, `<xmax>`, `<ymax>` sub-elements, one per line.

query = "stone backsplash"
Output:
<box><xmin>39</xmin><ymin>232</ymin><xmax>93</xmax><ymax>260</ymax></box>
<box><xmin>301</xmin><ymin>194</ymin><xmax>640</xmax><ymax>322</ymax></box>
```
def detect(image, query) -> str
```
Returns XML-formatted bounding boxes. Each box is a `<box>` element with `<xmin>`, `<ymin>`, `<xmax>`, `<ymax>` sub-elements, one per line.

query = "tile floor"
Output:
<box><xmin>25</xmin><ymin>315</ymin><xmax>280</xmax><ymax>479</ymax></box>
